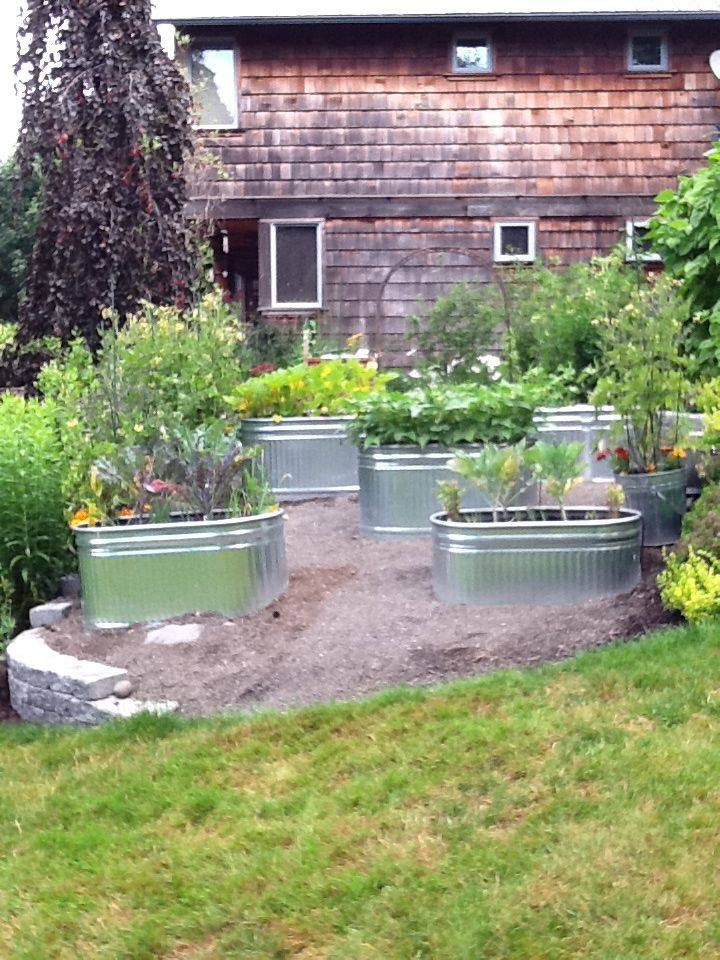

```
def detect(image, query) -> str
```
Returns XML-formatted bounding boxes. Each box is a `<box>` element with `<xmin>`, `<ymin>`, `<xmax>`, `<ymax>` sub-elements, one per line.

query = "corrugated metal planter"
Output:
<box><xmin>616</xmin><ymin>469</ymin><xmax>686</xmax><ymax>547</ymax></box>
<box><xmin>75</xmin><ymin>511</ymin><xmax>288</xmax><ymax>629</ymax></box>
<box><xmin>241</xmin><ymin>416</ymin><xmax>358</xmax><ymax>500</ymax></box>
<box><xmin>533</xmin><ymin>405</ymin><xmax>619</xmax><ymax>482</ymax></box>
<box><xmin>431</xmin><ymin>507</ymin><xmax>642</xmax><ymax>606</ymax></box>
<box><xmin>359</xmin><ymin>445</ymin><xmax>535</xmax><ymax>537</ymax></box>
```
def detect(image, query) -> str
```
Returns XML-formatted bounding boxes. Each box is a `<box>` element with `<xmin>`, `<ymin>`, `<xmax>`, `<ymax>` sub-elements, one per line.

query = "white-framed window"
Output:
<box><xmin>493</xmin><ymin>221</ymin><xmax>536</xmax><ymax>264</ymax></box>
<box><xmin>627</xmin><ymin>33</ymin><xmax>668</xmax><ymax>72</ymax></box>
<box><xmin>451</xmin><ymin>33</ymin><xmax>493</xmax><ymax>74</ymax></box>
<box><xmin>187</xmin><ymin>42</ymin><xmax>239</xmax><ymax>129</ymax></box>
<box><xmin>270</xmin><ymin>220</ymin><xmax>323</xmax><ymax>309</ymax></box>
<box><xmin>625</xmin><ymin>219</ymin><xmax>662</xmax><ymax>262</ymax></box>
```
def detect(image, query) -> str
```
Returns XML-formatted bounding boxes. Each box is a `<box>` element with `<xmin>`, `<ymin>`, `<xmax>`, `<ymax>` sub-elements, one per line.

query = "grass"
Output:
<box><xmin>2</xmin><ymin>623</ymin><xmax>720</xmax><ymax>959</ymax></box>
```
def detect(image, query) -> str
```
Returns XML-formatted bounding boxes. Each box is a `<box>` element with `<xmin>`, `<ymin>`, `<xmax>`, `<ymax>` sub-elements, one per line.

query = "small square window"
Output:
<box><xmin>628</xmin><ymin>34</ymin><xmax>668</xmax><ymax>72</ymax></box>
<box><xmin>626</xmin><ymin>219</ymin><xmax>661</xmax><ymax>263</ymax></box>
<box><xmin>187</xmin><ymin>44</ymin><xmax>238</xmax><ymax>128</ymax></box>
<box><xmin>493</xmin><ymin>222</ymin><xmax>536</xmax><ymax>264</ymax></box>
<box><xmin>452</xmin><ymin>36</ymin><xmax>493</xmax><ymax>74</ymax></box>
<box><xmin>270</xmin><ymin>222</ymin><xmax>323</xmax><ymax>308</ymax></box>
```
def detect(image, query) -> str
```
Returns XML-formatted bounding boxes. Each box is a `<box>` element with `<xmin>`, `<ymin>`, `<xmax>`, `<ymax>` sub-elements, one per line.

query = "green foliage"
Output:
<box><xmin>525</xmin><ymin>441</ymin><xmax>585</xmax><ymax>518</ymax></box>
<box><xmin>0</xmin><ymin>395</ymin><xmax>72</xmax><ymax>626</ymax></box>
<box><xmin>509</xmin><ymin>253</ymin><xmax>641</xmax><ymax>396</ymax></box>
<box><xmin>77</xmin><ymin>425</ymin><xmax>275</xmax><ymax>525</ymax></box>
<box><xmin>0</xmin><ymin>160</ymin><xmax>38</xmax><ymax>327</ymax></box>
<box><xmin>406</xmin><ymin>282</ymin><xmax>500</xmax><ymax>382</ymax></box>
<box><xmin>649</xmin><ymin>143</ymin><xmax>720</xmax><ymax>374</ymax></box>
<box><xmin>658</xmin><ymin>548</ymin><xmax>720</xmax><ymax>623</ymax></box>
<box><xmin>449</xmin><ymin>442</ymin><xmax>528</xmax><ymax>521</ymax></box>
<box><xmin>349</xmin><ymin>377</ymin><xmax>563</xmax><ymax>450</ymax></box>
<box><xmin>591</xmin><ymin>274</ymin><xmax>691</xmax><ymax>473</ymax></box>
<box><xmin>38</xmin><ymin>291</ymin><xmax>248</xmax><ymax>501</ymax></box>
<box><xmin>436</xmin><ymin>480</ymin><xmax>462</xmax><ymax>522</ymax></box>
<box><xmin>241</xmin><ymin>322</ymin><xmax>304</xmax><ymax>371</ymax></box>
<box><xmin>228</xmin><ymin>360</ymin><xmax>393</xmax><ymax>418</ymax></box>
<box><xmin>676</xmin><ymin>481</ymin><xmax>720</xmax><ymax>559</ymax></box>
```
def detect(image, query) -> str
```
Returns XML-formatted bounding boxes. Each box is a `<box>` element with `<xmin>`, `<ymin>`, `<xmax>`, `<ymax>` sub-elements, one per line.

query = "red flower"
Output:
<box><xmin>596</xmin><ymin>449</ymin><xmax>609</xmax><ymax>461</ymax></box>
<box><xmin>614</xmin><ymin>447</ymin><xmax>630</xmax><ymax>461</ymax></box>
<box><xmin>143</xmin><ymin>479</ymin><xmax>182</xmax><ymax>496</ymax></box>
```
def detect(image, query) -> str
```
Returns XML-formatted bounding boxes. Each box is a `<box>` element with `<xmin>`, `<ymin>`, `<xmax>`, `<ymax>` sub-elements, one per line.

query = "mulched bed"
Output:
<box><xmin>42</xmin><ymin>494</ymin><xmax>676</xmax><ymax>717</ymax></box>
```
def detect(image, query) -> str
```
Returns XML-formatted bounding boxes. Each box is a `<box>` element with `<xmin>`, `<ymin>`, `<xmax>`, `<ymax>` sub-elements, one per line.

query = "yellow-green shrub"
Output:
<box><xmin>228</xmin><ymin>360</ymin><xmax>394</xmax><ymax>418</ymax></box>
<box><xmin>658</xmin><ymin>548</ymin><xmax>720</xmax><ymax>624</ymax></box>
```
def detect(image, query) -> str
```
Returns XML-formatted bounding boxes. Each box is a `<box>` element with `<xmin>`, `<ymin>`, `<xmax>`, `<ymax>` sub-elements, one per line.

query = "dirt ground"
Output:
<box><xmin>42</xmin><ymin>492</ymin><xmax>675</xmax><ymax>717</ymax></box>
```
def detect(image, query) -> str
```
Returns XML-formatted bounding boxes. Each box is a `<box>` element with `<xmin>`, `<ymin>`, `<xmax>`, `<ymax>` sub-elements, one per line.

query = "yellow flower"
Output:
<box><xmin>70</xmin><ymin>508</ymin><xmax>90</xmax><ymax>528</ymax></box>
<box><xmin>272</xmin><ymin>414</ymin><xmax>283</xmax><ymax>423</ymax></box>
<box><xmin>67</xmin><ymin>418</ymin><xmax>79</xmax><ymax>429</ymax></box>
<box><xmin>671</xmin><ymin>446</ymin><xmax>687</xmax><ymax>460</ymax></box>
<box><xmin>133</xmin><ymin>423</ymin><xmax>143</xmax><ymax>434</ymax></box>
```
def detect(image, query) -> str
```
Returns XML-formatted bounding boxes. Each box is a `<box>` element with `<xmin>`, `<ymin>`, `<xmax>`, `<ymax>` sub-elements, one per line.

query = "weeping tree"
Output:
<box><xmin>13</xmin><ymin>0</ymin><xmax>198</xmax><ymax>378</ymax></box>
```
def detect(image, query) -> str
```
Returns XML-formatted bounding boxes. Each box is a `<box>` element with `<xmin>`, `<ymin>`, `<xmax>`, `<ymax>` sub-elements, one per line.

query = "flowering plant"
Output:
<box><xmin>70</xmin><ymin>424</ymin><xmax>276</xmax><ymax>528</ymax></box>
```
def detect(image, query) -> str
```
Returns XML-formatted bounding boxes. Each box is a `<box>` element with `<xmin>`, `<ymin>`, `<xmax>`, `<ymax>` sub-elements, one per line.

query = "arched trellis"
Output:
<box><xmin>370</xmin><ymin>245</ymin><xmax>489</xmax><ymax>355</ymax></box>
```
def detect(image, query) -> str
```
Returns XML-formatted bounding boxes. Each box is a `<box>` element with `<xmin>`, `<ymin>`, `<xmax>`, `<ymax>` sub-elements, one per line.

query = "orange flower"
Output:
<box><xmin>646</xmin><ymin>463</ymin><xmax>657</xmax><ymax>472</ymax></box>
<box><xmin>118</xmin><ymin>506</ymin><xmax>134</xmax><ymax>518</ymax></box>
<box><xmin>70</xmin><ymin>508</ymin><xmax>90</xmax><ymax>528</ymax></box>
<box><xmin>671</xmin><ymin>446</ymin><xmax>687</xmax><ymax>460</ymax></box>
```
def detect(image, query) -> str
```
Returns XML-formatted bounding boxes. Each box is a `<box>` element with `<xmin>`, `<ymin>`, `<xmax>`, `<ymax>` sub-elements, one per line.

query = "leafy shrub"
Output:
<box><xmin>228</xmin><ymin>360</ymin><xmax>393</xmax><ymax>418</ymax></box>
<box><xmin>676</xmin><ymin>482</ymin><xmax>720</xmax><ymax>559</ymax></box>
<box><xmin>349</xmin><ymin>377</ymin><xmax>563</xmax><ymax>449</ymax></box>
<box><xmin>0</xmin><ymin>395</ymin><xmax>72</xmax><ymax>626</ymax></box>
<box><xmin>406</xmin><ymin>282</ymin><xmax>500</xmax><ymax>382</ymax></box>
<box><xmin>509</xmin><ymin>253</ymin><xmax>640</xmax><ymax>396</ymax></box>
<box><xmin>649</xmin><ymin>142</ymin><xmax>720</xmax><ymax>375</ymax></box>
<box><xmin>658</xmin><ymin>548</ymin><xmax>720</xmax><ymax>624</ymax></box>
<box><xmin>38</xmin><ymin>291</ymin><xmax>248</xmax><ymax>500</ymax></box>
<box><xmin>591</xmin><ymin>274</ymin><xmax>691</xmax><ymax>473</ymax></box>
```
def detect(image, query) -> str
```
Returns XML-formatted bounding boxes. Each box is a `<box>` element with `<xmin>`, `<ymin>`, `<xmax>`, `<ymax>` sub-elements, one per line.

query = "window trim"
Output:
<box><xmin>187</xmin><ymin>39</ymin><xmax>240</xmax><ymax>131</ymax></box>
<box><xmin>627</xmin><ymin>32</ymin><xmax>669</xmax><ymax>73</ymax></box>
<box><xmin>493</xmin><ymin>221</ymin><xmax>537</xmax><ymax>264</ymax></box>
<box><xmin>269</xmin><ymin>219</ymin><xmax>324</xmax><ymax>310</ymax></box>
<box><xmin>625</xmin><ymin>218</ymin><xmax>662</xmax><ymax>263</ymax></box>
<box><xmin>450</xmin><ymin>31</ymin><xmax>494</xmax><ymax>75</ymax></box>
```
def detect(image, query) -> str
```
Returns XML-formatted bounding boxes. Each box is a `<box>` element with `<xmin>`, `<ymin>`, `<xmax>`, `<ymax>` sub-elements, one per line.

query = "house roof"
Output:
<box><xmin>153</xmin><ymin>0</ymin><xmax>720</xmax><ymax>25</ymax></box>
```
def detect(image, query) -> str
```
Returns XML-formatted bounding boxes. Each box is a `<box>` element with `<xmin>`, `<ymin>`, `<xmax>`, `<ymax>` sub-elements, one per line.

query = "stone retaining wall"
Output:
<box><xmin>6</xmin><ymin>629</ymin><xmax>176</xmax><ymax>726</ymax></box>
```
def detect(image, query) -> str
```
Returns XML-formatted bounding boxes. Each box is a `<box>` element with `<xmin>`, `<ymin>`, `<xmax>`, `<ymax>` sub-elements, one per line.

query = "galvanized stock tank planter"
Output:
<box><xmin>431</xmin><ymin>507</ymin><xmax>642</xmax><ymax>606</ymax></box>
<box><xmin>241</xmin><ymin>416</ymin><xmax>358</xmax><ymax>500</ymax></box>
<box><xmin>75</xmin><ymin>511</ymin><xmax>288</xmax><ymax>629</ymax></box>
<box><xmin>359</xmin><ymin>445</ymin><xmax>534</xmax><ymax>537</ymax></box>
<box><xmin>533</xmin><ymin>405</ymin><xmax>619</xmax><ymax>482</ymax></box>
<box><xmin>616</xmin><ymin>469</ymin><xmax>686</xmax><ymax>547</ymax></box>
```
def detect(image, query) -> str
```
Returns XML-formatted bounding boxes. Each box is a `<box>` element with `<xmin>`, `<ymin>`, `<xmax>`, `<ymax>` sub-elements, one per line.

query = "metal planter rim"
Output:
<box><xmin>73</xmin><ymin>509</ymin><xmax>284</xmax><ymax>538</ymax></box>
<box><xmin>242</xmin><ymin>415</ymin><xmax>356</xmax><ymax>423</ymax></box>
<box><xmin>431</xmin><ymin>506</ymin><xmax>642</xmax><ymax>530</ymax></box>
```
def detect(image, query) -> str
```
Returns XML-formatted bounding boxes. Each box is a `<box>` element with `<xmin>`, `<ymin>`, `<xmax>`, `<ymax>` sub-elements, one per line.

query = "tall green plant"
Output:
<box><xmin>0</xmin><ymin>395</ymin><xmax>72</xmax><ymax>627</ymax></box>
<box><xmin>449</xmin><ymin>442</ymin><xmax>528</xmax><ymax>523</ymax></box>
<box><xmin>591</xmin><ymin>275</ymin><xmax>691</xmax><ymax>473</ymax></box>
<box><xmin>649</xmin><ymin>142</ymin><xmax>720</xmax><ymax>374</ymax></box>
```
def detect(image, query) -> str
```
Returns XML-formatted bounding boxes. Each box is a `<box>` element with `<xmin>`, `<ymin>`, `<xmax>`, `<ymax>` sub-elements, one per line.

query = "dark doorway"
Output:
<box><xmin>215</xmin><ymin>219</ymin><xmax>259</xmax><ymax>319</ymax></box>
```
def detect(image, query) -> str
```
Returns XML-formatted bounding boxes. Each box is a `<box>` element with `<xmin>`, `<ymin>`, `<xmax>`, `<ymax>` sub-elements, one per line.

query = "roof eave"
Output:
<box><xmin>157</xmin><ymin>11</ymin><xmax>720</xmax><ymax>25</ymax></box>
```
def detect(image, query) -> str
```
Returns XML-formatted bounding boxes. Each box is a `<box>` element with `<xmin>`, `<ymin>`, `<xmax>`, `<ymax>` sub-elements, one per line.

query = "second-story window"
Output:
<box><xmin>188</xmin><ymin>43</ymin><xmax>239</xmax><ymax>129</ymax></box>
<box><xmin>628</xmin><ymin>33</ymin><xmax>668</xmax><ymax>72</ymax></box>
<box><xmin>452</xmin><ymin>35</ymin><xmax>493</xmax><ymax>74</ymax></box>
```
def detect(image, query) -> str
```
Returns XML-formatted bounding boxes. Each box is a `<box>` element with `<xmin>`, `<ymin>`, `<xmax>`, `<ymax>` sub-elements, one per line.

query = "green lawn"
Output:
<box><xmin>2</xmin><ymin>623</ymin><xmax>720</xmax><ymax>959</ymax></box>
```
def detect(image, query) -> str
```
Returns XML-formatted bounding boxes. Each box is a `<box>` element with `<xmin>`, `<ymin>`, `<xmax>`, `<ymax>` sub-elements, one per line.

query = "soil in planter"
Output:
<box><xmin>43</xmin><ymin>490</ymin><xmax>676</xmax><ymax>717</ymax></box>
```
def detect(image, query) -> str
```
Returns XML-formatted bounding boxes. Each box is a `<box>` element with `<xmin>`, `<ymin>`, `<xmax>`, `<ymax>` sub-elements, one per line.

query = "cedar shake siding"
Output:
<box><xmin>184</xmin><ymin>18</ymin><xmax>720</xmax><ymax>360</ymax></box>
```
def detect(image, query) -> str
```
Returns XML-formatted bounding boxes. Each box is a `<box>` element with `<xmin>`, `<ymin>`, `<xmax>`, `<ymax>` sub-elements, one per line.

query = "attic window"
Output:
<box><xmin>628</xmin><ymin>33</ymin><xmax>668</xmax><ymax>72</ymax></box>
<box><xmin>625</xmin><ymin>219</ymin><xmax>661</xmax><ymax>263</ymax></box>
<box><xmin>452</xmin><ymin>35</ymin><xmax>493</xmax><ymax>74</ymax></box>
<box><xmin>187</xmin><ymin>43</ymin><xmax>238</xmax><ymax>128</ymax></box>
<box><xmin>493</xmin><ymin>222</ymin><xmax>536</xmax><ymax>264</ymax></box>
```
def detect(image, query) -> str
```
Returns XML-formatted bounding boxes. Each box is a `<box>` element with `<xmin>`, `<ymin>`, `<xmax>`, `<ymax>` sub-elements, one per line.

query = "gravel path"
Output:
<box><xmin>45</xmin><ymin>490</ymin><xmax>674</xmax><ymax>717</ymax></box>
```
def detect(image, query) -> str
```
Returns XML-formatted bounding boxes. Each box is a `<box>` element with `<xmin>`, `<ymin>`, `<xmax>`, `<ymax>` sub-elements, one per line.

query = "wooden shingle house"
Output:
<box><xmin>154</xmin><ymin>1</ymin><xmax>720</xmax><ymax>359</ymax></box>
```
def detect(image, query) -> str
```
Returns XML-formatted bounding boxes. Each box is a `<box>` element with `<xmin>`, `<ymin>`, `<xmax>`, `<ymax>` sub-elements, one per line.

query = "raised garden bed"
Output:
<box><xmin>76</xmin><ymin>511</ymin><xmax>287</xmax><ymax>629</ymax></box>
<box><xmin>431</xmin><ymin>506</ymin><xmax>642</xmax><ymax>606</ymax></box>
<box><xmin>241</xmin><ymin>416</ymin><xmax>358</xmax><ymax>500</ymax></box>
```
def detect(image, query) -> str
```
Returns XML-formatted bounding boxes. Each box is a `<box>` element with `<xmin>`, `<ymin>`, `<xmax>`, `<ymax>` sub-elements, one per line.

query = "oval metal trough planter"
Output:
<box><xmin>431</xmin><ymin>507</ymin><xmax>642</xmax><ymax>606</ymax></box>
<box><xmin>241</xmin><ymin>416</ymin><xmax>358</xmax><ymax>500</ymax></box>
<box><xmin>616</xmin><ymin>469</ymin><xmax>686</xmax><ymax>547</ymax></box>
<box><xmin>75</xmin><ymin>511</ymin><xmax>288</xmax><ymax>629</ymax></box>
<box><xmin>359</xmin><ymin>444</ymin><xmax>536</xmax><ymax>538</ymax></box>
